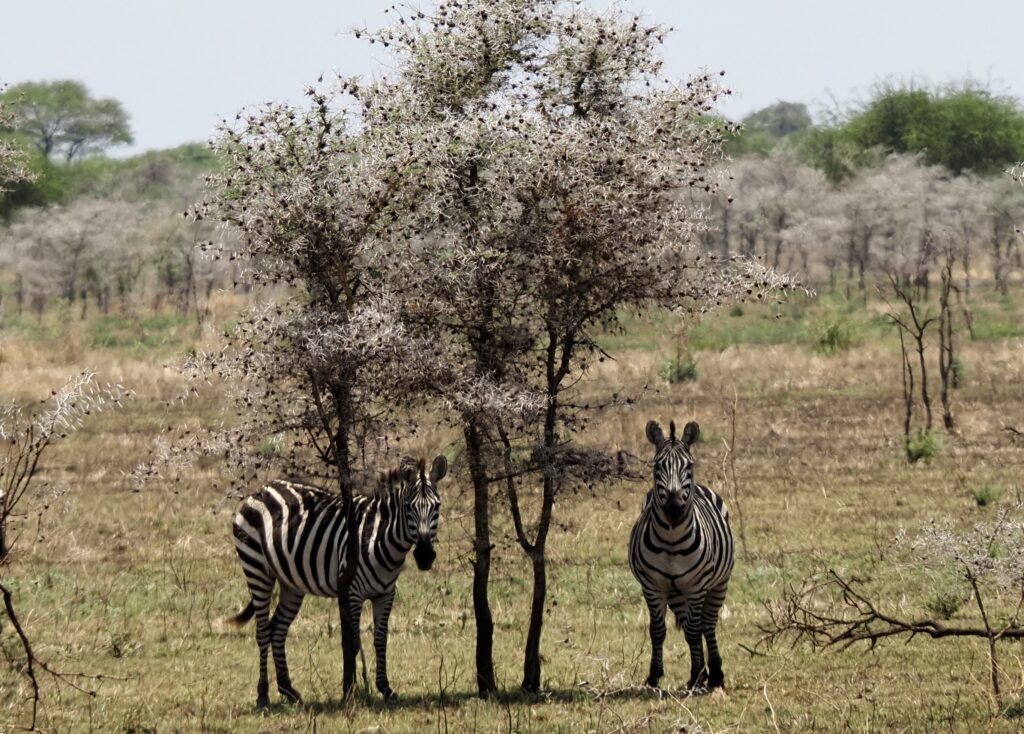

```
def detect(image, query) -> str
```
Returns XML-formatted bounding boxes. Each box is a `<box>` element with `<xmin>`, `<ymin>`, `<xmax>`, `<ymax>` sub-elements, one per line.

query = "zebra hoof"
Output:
<box><xmin>644</xmin><ymin>675</ymin><xmax>661</xmax><ymax>689</ymax></box>
<box><xmin>379</xmin><ymin>686</ymin><xmax>397</xmax><ymax>701</ymax></box>
<box><xmin>256</xmin><ymin>694</ymin><xmax>270</xmax><ymax>710</ymax></box>
<box><xmin>687</xmin><ymin>669</ymin><xmax>709</xmax><ymax>692</ymax></box>
<box><xmin>279</xmin><ymin>685</ymin><xmax>303</xmax><ymax>704</ymax></box>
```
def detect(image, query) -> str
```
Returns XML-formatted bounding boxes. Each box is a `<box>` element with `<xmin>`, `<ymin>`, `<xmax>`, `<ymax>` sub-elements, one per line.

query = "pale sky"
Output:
<box><xmin>3</xmin><ymin>0</ymin><xmax>1022</xmax><ymax>156</ymax></box>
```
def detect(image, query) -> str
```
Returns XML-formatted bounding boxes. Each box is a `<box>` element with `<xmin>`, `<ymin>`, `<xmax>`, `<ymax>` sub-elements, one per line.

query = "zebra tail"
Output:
<box><xmin>673</xmin><ymin>610</ymin><xmax>685</xmax><ymax>630</ymax></box>
<box><xmin>226</xmin><ymin>598</ymin><xmax>256</xmax><ymax>627</ymax></box>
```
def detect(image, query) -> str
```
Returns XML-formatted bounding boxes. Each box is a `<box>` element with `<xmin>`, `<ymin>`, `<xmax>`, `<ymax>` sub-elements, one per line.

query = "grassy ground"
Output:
<box><xmin>2</xmin><ymin>288</ymin><xmax>1024</xmax><ymax>732</ymax></box>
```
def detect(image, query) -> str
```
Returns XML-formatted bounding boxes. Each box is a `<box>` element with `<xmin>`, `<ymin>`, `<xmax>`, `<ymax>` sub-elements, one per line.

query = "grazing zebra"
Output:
<box><xmin>228</xmin><ymin>455</ymin><xmax>447</xmax><ymax>707</ymax></box>
<box><xmin>629</xmin><ymin>419</ymin><xmax>734</xmax><ymax>691</ymax></box>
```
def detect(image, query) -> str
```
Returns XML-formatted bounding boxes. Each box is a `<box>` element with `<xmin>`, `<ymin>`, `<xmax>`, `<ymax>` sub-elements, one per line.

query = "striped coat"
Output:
<box><xmin>629</xmin><ymin>420</ymin><xmax>734</xmax><ymax>690</ymax></box>
<box><xmin>229</xmin><ymin>455</ymin><xmax>447</xmax><ymax>706</ymax></box>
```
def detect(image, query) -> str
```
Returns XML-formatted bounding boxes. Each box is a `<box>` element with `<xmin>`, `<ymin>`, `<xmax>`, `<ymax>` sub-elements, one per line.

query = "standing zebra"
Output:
<box><xmin>228</xmin><ymin>455</ymin><xmax>447</xmax><ymax>707</ymax></box>
<box><xmin>629</xmin><ymin>419</ymin><xmax>734</xmax><ymax>690</ymax></box>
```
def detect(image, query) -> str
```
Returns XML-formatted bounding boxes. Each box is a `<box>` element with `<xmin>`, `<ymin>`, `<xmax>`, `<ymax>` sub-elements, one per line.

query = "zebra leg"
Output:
<box><xmin>677</xmin><ymin>597</ymin><xmax>708</xmax><ymax>691</ymax></box>
<box><xmin>702</xmin><ymin>585</ymin><xmax>729</xmax><ymax>689</ymax></box>
<box><xmin>253</xmin><ymin>590</ymin><xmax>273</xmax><ymax>709</ymax></box>
<box><xmin>235</xmin><ymin>529</ymin><xmax>276</xmax><ymax>708</ymax></box>
<box><xmin>371</xmin><ymin>590</ymin><xmax>397</xmax><ymax>699</ymax></box>
<box><xmin>270</xmin><ymin>587</ymin><xmax>305</xmax><ymax>703</ymax></box>
<box><xmin>643</xmin><ymin>595</ymin><xmax>667</xmax><ymax>688</ymax></box>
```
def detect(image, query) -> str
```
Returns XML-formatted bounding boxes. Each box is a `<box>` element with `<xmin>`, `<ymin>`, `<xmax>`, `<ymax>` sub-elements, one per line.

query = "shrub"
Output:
<box><xmin>905</xmin><ymin>429</ymin><xmax>942</xmax><ymax>462</ymax></box>
<box><xmin>1003</xmin><ymin>699</ymin><xmax>1024</xmax><ymax>719</ymax></box>
<box><xmin>924</xmin><ymin>584</ymin><xmax>968</xmax><ymax>620</ymax></box>
<box><xmin>973</xmin><ymin>485</ymin><xmax>1005</xmax><ymax>507</ymax></box>
<box><xmin>660</xmin><ymin>355</ymin><xmax>698</xmax><ymax>384</ymax></box>
<box><xmin>728</xmin><ymin>305</ymin><xmax>744</xmax><ymax>317</ymax></box>
<box><xmin>814</xmin><ymin>316</ymin><xmax>853</xmax><ymax>355</ymax></box>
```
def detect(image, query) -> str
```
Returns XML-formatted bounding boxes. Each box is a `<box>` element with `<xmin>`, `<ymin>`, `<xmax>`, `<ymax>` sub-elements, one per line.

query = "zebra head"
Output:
<box><xmin>646</xmin><ymin>419</ymin><xmax>699</xmax><ymax>526</ymax></box>
<box><xmin>402</xmin><ymin>455</ymin><xmax>447</xmax><ymax>571</ymax></box>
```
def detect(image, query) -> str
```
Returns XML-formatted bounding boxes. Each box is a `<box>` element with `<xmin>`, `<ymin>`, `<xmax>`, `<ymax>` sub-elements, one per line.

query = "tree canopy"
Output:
<box><xmin>806</xmin><ymin>83</ymin><xmax>1024</xmax><ymax>179</ymax></box>
<box><xmin>0</xmin><ymin>80</ymin><xmax>133</xmax><ymax>161</ymax></box>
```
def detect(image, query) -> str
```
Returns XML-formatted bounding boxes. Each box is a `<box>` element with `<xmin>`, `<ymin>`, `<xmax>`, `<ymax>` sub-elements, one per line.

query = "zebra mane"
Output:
<box><xmin>373</xmin><ymin>456</ymin><xmax>426</xmax><ymax>498</ymax></box>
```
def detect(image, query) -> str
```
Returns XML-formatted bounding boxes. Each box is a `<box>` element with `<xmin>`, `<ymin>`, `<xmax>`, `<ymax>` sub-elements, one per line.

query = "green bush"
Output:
<box><xmin>924</xmin><ymin>585</ymin><xmax>967</xmax><ymax>620</ymax></box>
<box><xmin>659</xmin><ymin>355</ymin><xmax>698</xmax><ymax>384</ymax></box>
<box><xmin>972</xmin><ymin>484</ymin><xmax>1005</xmax><ymax>507</ymax></box>
<box><xmin>1002</xmin><ymin>699</ymin><xmax>1024</xmax><ymax>719</ymax></box>
<box><xmin>905</xmin><ymin>429</ymin><xmax>942</xmax><ymax>462</ymax></box>
<box><xmin>814</xmin><ymin>317</ymin><xmax>854</xmax><ymax>355</ymax></box>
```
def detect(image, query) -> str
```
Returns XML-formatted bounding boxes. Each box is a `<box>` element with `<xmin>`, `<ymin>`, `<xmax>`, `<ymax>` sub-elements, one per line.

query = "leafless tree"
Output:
<box><xmin>1</xmin><ymin>199</ymin><xmax>150</xmax><ymax>317</ymax></box>
<box><xmin>1</xmin><ymin>372</ymin><xmax>130</xmax><ymax>729</ymax></box>
<box><xmin>762</xmin><ymin>505</ymin><xmax>1024</xmax><ymax>706</ymax></box>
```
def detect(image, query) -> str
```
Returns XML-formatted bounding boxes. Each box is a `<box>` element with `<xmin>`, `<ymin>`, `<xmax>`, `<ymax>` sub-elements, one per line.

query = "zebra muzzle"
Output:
<box><xmin>664</xmin><ymin>498</ymin><xmax>686</xmax><ymax>525</ymax></box>
<box><xmin>413</xmin><ymin>540</ymin><xmax>436</xmax><ymax>570</ymax></box>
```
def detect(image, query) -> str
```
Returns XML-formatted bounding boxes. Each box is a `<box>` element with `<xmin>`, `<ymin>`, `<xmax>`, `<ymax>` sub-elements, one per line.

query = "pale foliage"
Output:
<box><xmin>1</xmin><ymin>199</ymin><xmax>149</xmax><ymax>312</ymax></box>
<box><xmin>0</xmin><ymin>85</ymin><xmax>34</xmax><ymax>192</ymax></box>
<box><xmin>901</xmin><ymin>504</ymin><xmax>1024</xmax><ymax>590</ymax></box>
<box><xmin>173</xmin><ymin>0</ymin><xmax>799</xmax><ymax>495</ymax></box>
<box><xmin>1</xmin><ymin>371</ymin><xmax>131</xmax><ymax>559</ymax></box>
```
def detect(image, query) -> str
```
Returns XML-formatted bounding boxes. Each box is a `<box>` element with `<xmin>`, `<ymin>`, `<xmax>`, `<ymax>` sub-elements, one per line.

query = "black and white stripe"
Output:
<box><xmin>628</xmin><ymin>419</ymin><xmax>734</xmax><ymax>690</ymax></box>
<box><xmin>229</xmin><ymin>455</ymin><xmax>447</xmax><ymax>707</ymax></box>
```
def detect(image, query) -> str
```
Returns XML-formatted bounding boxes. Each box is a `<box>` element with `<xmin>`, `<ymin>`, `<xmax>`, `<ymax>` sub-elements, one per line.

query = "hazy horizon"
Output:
<box><xmin>3</xmin><ymin>0</ymin><xmax>1023</xmax><ymax>156</ymax></box>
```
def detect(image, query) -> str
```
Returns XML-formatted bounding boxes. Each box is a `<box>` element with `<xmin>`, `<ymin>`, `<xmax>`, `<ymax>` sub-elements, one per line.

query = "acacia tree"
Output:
<box><xmin>185</xmin><ymin>81</ymin><xmax>445</xmax><ymax>697</ymax></box>
<box><xmin>356</xmin><ymin>0</ymin><xmax>797</xmax><ymax>693</ymax></box>
<box><xmin>0</xmin><ymin>81</ymin><xmax>132</xmax><ymax>161</ymax></box>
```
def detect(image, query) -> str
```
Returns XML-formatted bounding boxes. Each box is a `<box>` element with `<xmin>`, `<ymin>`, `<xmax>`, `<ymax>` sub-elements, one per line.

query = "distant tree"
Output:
<box><xmin>840</xmin><ymin>82</ymin><xmax>1024</xmax><ymax>176</ymax></box>
<box><xmin>0</xmin><ymin>80</ymin><xmax>132</xmax><ymax>161</ymax></box>
<box><xmin>2</xmin><ymin>198</ymin><xmax>148</xmax><ymax>316</ymax></box>
<box><xmin>727</xmin><ymin>101</ymin><xmax>812</xmax><ymax>157</ymax></box>
<box><xmin>744</xmin><ymin>101</ymin><xmax>812</xmax><ymax>138</ymax></box>
<box><xmin>721</xmin><ymin>151</ymin><xmax>828</xmax><ymax>271</ymax></box>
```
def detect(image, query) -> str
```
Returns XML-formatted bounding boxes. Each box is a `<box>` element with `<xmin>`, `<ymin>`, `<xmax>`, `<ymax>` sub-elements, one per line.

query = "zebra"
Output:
<box><xmin>628</xmin><ymin>419</ymin><xmax>734</xmax><ymax>691</ymax></box>
<box><xmin>227</xmin><ymin>454</ymin><xmax>448</xmax><ymax>707</ymax></box>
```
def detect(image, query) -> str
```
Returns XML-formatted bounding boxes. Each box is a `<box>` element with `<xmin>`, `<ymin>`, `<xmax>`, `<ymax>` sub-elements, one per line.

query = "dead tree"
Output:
<box><xmin>1</xmin><ymin>372</ymin><xmax>130</xmax><ymax>729</ymax></box>
<box><xmin>762</xmin><ymin>506</ymin><xmax>1024</xmax><ymax>706</ymax></box>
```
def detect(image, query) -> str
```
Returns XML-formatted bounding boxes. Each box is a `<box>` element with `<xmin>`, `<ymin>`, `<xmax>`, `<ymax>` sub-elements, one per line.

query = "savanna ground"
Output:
<box><xmin>1</xmin><ymin>285</ymin><xmax>1023</xmax><ymax>733</ymax></box>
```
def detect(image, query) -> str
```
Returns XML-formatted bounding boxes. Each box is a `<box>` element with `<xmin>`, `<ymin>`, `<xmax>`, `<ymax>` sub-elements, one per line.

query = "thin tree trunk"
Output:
<box><xmin>465</xmin><ymin>421</ymin><xmax>497</xmax><ymax>697</ymax></box>
<box><xmin>522</xmin><ymin>553</ymin><xmax>546</xmax><ymax>690</ymax></box>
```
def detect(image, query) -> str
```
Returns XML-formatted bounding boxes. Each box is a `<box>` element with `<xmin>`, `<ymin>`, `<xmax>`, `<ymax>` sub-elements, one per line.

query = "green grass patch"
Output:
<box><xmin>813</xmin><ymin>316</ymin><xmax>855</xmax><ymax>355</ymax></box>
<box><xmin>972</xmin><ymin>484</ymin><xmax>1005</xmax><ymax>507</ymax></box>
<box><xmin>905</xmin><ymin>428</ymin><xmax>942</xmax><ymax>462</ymax></box>
<box><xmin>90</xmin><ymin>313</ymin><xmax>188</xmax><ymax>351</ymax></box>
<box><xmin>659</xmin><ymin>355</ymin><xmax>698</xmax><ymax>383</ymax></box>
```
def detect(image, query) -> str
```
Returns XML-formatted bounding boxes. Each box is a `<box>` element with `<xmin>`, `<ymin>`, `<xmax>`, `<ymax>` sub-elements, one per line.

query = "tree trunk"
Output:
<box><xmin>0</xmin><ymin>513</ymin><xmax>7</xmax><ymax>565</ymax></box>
<box><xmin>465</xmin><ymin>422</ymin><xmax>497</xmax><ymax>697</ymax></box>
<box><xmin>322</xmin><ymin>378</ymin><xmax>361</xmax><ymax>699</ymax></box>
<box><xmin>521</xmin><ymin>552</ymin><xmax>546</xmax><ymax>691</ymax></box>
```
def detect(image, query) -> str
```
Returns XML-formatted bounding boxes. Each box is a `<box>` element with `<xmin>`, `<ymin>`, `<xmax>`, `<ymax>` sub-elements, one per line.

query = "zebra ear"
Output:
<box><xmin>401</xmin><ymin>463</ymin><xmax>418</xmax><ymax>484</ymax></box>
<box><xmin>645</xmin><ymin>420</ymin><xmax>665</xmax><ymax>448</ymax></box>
<box><xmin>682</xmin><ymin>421</ymin><xmax>700</xmax><ymax>448</ymax></box>
<box><xmin>430</xmin><ymin>455</ymin><xmax>448</xmax><ymax>483</ymax></box>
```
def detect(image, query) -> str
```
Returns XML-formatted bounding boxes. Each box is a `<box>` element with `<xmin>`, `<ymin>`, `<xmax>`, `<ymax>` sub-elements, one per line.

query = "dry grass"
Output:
<box><xmin>2</xmin><ymin>290</ymin><xmax>1024</xmax><ymax>732</ymax></box>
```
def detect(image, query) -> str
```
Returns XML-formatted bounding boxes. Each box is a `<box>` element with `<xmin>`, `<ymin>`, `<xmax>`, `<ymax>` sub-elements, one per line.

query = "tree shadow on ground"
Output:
<box><xmin>260</xmin><ymin>684</ymin><xmax>712</xmax><ymax>715</ymax></box>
